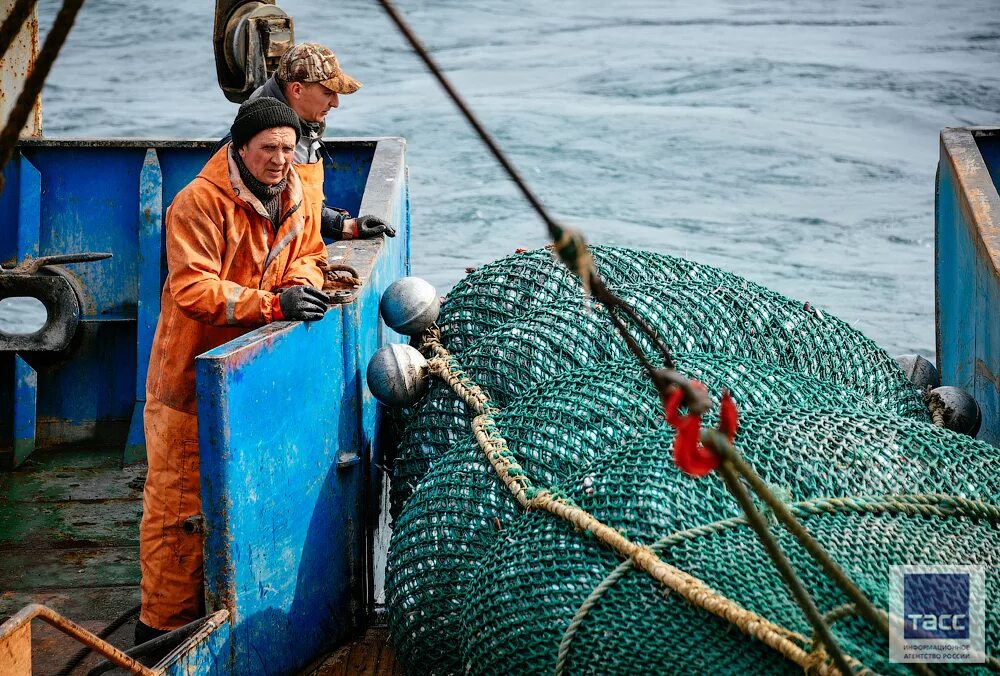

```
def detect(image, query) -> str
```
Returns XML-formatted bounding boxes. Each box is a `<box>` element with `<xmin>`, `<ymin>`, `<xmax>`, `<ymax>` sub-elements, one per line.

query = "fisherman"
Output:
<box><xmin>135</xmin><ymin>97</ymin><xmax>330</xmax><ymax>644</ymax></box>
<box><xmin>248</xmin><ymin>41</ymin><xmax>395</xmax><ymax>241</ymax></box>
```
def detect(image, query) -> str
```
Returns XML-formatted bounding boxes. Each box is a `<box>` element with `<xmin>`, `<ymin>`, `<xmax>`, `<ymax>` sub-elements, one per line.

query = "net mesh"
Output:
<box><xmin>387</xmin><ymin>359</ymin><xmax>918</xmax><ymax>673</ymax></box>
<box><xmin>391</xmin><ymin>249</ymin><xmax>927</xmax><ymax>520</ymax></box>
<box><xmin>384</xmin><ymin>247</ymin><xmax>995</xmax><ymax>675</ymax></box>
<box><xmin>437</xmin><ymin>246</ymin><xmax>740</xmax><ymax>352</ymax></box>
<box><xmin>459</xmin><ymin>412</ymin><xmax>999</xmax><ymax>674</ymax></box>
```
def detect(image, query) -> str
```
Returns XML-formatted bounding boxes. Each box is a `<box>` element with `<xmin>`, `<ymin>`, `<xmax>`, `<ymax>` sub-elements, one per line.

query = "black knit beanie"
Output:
<box><xmin>230</xmin><ymin>97</ymin><xmax>302</xmax><ymax>149</ymax></box>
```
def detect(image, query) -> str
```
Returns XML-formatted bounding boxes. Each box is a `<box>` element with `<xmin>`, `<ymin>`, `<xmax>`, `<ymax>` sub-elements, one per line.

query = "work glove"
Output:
<box><xmin>278</xmin><ymin>286</ymin><xmax>328</xmax><ymax>321</ymax></box>
<box><xmin>354</xmin><ymin>215</ymin><xmax>397</xmax><ymax>239</ymax></box>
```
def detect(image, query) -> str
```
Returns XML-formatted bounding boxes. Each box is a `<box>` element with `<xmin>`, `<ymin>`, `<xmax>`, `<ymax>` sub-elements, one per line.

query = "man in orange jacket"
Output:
<box><xmin>136</xmin><ymin>97</ymin><xmax>330</xmax><ymax>643</ymax></box>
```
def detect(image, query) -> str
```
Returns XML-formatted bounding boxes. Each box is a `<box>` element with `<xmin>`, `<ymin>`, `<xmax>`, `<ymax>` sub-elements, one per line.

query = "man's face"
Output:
<box><xmin>288</xmin><ymin>82</ymin><xmax>340</xmax><ymax>123</ymax></box>
<box><xmin>238</xmin><ymin>127</ymin><xmax>296</xmax><ymax>186</ymax></box>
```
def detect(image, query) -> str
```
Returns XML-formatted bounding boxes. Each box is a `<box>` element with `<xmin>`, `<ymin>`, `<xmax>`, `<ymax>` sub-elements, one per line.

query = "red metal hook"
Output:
<box><xmin>663</xmin><ymin>381</ymin><xmax>739</xmax><ymax>477</ymax></box>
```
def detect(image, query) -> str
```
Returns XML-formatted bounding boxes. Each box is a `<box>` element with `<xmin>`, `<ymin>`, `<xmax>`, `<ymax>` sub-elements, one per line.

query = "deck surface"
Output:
<box><xmin>0</xmin><ymin>445</ymin><xmax>144</xmax><ymax>674</ymax></box>
<box><xmin>306</xmin><ymin>625</ymin><xmax>402</xmax><ymax>676</ymax></box>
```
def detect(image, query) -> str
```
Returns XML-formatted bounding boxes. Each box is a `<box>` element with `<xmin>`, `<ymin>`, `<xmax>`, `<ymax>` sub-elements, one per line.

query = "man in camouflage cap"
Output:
<box><xmin>249</xmin><ymin>42</ymin><xmax>395</xmax><ymax>240</ymax></box>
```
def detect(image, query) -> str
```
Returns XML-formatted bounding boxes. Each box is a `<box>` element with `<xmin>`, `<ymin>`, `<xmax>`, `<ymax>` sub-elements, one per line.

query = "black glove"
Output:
<box><xmin>278</xmin><ymin>286</ymin><xmax>328</xmax><ymax>321</ymax></box>
<box><xmin>355</xmin><ymin>214</ymin><xmax>396</xmax><ymax>238</ymax></box>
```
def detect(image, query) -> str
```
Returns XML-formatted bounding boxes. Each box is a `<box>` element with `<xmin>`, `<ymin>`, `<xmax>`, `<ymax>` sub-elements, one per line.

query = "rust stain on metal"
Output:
<box><xmin>0</xmin><ymin>619</ymin><xmax>30</xmax><ymax>676</ymax></box>
<box><xmin>975</xmin><ymin>359</ymin><xmax>1000</xmax><ymax>392</ymax></box>
<box><xmin>0</xmin><ymin>605</ymin><xmax>155</xmax><ymax>675</ymax></box>
<box><xmin>0</xmin><ymin>6</ymin><xmax>42</xmax><ymax>138</ymax></box>
<box><xmin>942</xmin><ymin>130</ymin><xmax>1000</xmax><ymax>280</ymax></box>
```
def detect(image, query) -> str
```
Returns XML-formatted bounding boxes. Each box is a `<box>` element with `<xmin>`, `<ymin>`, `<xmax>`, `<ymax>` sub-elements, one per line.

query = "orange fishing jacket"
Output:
<box><xmin>146</xmin><ymin>144</ymin><xmax>326</xmax><ymax>414</ymax></box>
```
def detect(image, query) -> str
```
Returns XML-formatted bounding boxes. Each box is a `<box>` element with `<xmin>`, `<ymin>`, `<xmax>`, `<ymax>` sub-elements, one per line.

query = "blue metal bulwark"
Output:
<box><xmin>0</xmin><ymin>139</ymin><xmax>381</xmax><ymax>460</ymax></box>
<box><xmin>124</xmin><ymin>148</ymin><xmax>164</xmax><ymax>464</ymax></box>
<box><xmin>936</xmin><ymin>127</ymin><xmax>1000</xmax><ymax>445</ymax></box>
<box><xmin>194</xmin><ymin>138</ymin><xmax>408</xmax><ymax>674</ymax></box>
<box><xmin>0</xmin><ymin>137</ymin><xmax>406</xmax><ymax>670</ymax></box>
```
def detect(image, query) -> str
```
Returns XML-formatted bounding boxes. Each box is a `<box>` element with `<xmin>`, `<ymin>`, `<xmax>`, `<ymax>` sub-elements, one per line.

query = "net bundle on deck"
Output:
<box><xmin>385</xmin><ymin>247</ymin><xmax>996</xmax><ymax>675</ymax></box>
<box><xmin>460</xmin><ymin>411</ymin><xmax>999</xmax><ymax>674</ymax></box>
<box><xmin>391</xmin><ymin>248</ymin><xmax>927</xmax><ymax>519</ymax></box>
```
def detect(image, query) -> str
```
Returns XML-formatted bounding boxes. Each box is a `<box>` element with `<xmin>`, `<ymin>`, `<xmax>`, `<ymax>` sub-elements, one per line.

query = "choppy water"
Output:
<box><xmin>15</xmin><ymin>0</ymin><xmax>1000</xmax><ymax>356</ymax></box>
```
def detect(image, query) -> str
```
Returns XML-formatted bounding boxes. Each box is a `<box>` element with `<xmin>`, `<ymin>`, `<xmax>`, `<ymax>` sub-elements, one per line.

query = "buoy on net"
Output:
<box><xmin>895</xmin><ymin>354</ymin><xmax>940</xmax><ymax>389</ymax></box>
<box><xmin>367</xmin><ymin>343</ymin><xmax>429</xmax><ymax>407</ymax></box>
<box><xmin>930</xmin><ymin>385</ymin><xmax>982</xmax><ymax>437</ymax></box>
<box><xmin>379</xmin><ymin>277</ymin><xmax>440</xmax><ymax>336</ymax></box>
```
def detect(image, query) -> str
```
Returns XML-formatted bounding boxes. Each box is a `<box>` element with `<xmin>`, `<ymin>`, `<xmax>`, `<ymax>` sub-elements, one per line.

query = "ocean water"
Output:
<box><xmin>12</xmin><ymin>0</ymin><xmax>1000</xmax><ymax>357</ymax></box>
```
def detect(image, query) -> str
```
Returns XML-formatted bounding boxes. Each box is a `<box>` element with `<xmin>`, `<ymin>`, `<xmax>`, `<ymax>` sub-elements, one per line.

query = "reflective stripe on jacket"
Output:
<box><xmin>145</xmin><ymin>144</ymin><xmax>326</xmax><ymax>414</ymax></box>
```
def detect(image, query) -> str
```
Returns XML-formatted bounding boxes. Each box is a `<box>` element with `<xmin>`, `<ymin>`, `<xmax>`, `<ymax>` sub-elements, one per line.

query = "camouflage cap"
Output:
<box><xmin>277</xmin><ymin>43</ymin><xmax>362</xmax><ymax>95</ymax></box>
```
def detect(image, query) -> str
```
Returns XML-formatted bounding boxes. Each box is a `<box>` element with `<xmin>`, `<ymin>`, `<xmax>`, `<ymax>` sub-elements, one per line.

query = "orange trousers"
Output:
<box><xmin>139</xmin><ymin>395</ymin><xmax>204</xmax><ymax>630</ymax></box>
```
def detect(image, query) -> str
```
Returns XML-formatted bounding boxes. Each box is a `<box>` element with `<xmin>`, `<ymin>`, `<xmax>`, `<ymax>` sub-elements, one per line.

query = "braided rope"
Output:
<box><xmin>557</xmin><ymin>493</ymin><xmax>1000</xmax><ymax>674</ymax></box>
<box><xmin>923</xmin><ymin>389</ymin><xmax>947</xmax><ymax>427</ymax></box>
<box><xmin>422</xmin><ymin>330</ymin><xmax>854</xmax><ymax>675</ymax></box>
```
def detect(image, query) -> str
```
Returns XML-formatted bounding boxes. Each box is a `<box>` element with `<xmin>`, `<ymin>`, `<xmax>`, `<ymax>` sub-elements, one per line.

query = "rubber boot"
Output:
<box><xmin>134</xmin><ymin>619</ymin><xmax>169</xmax><ymax>646</ymax></box>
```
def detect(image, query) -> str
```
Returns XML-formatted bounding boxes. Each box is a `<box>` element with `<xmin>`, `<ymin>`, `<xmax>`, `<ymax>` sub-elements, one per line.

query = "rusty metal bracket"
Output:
<box><xmin>322</xmin><ymin>262</ymin><xmax>363</xmax><ymax>305</ymax></box>
<box><xmin>0</xmin><ymin>274</ymin><xmax>79</xmax><ymax>351</ymax></box>
<box><xmin>0</xmin><ymin>252</ymin><xmax>111</xmax><ymax>352</ymax></box>
<box><xmin>0</xmin><ymin>252</ymin><xmax>112</xmax><ymax>276</ymax></box>
<box><xmin>0</xmin><ymin>252</ymin><xmax>112</xmax><ymax>352</ymax></box>
<box><xmin>0</xmin><ymin>603</ymin><xmax>157</xmax><ymax>675</ymax></box>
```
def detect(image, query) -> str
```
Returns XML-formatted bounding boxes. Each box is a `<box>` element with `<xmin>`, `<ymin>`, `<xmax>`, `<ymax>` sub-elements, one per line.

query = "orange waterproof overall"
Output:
<box><xmin>295</xmin><ymin>159</ymin><xmax>326</xmax><ymax>229</ymax></box>
<box><xmin>140</xmin><ymin>145</ymin><xmax>326</xmax><ymax>630</ymax></box>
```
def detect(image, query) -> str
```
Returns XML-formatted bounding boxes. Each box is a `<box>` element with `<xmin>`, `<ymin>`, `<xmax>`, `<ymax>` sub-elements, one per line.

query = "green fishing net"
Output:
<box><xmin>387</xmin><ymin>359</ymin><xmax>911</xmax><ymax>674</ymax></box>
<box><xmin>459</xmin><ymin>411</ymin><xmax>999</xmax><ymax>674</ymax></box>
<box><xmin>391</xmin><ymin>248</ymin><xmax>927</xmax><ymax>520</ymax></box>
<box><xmin>437</xmin><ymin>246</ymin><xmax>740</xmax><ymax>352</ymax></box>
<box><xmin>384</xmin><ymin>247</ymin><xmax>989</xmax><ymax>675</ymax></box>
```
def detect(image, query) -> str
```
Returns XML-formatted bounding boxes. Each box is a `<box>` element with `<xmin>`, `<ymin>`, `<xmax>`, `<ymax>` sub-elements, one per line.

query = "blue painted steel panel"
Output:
<box><xmin>11</xmin><ymin>355</ymin><xmax>37</xmax><ymax>468</ymax></box>
<box><xmin>194</xmin><ymin>139</ymin><xmax>408</xmax><ymax>674</ymax></box>
<box><xmin>1</xmin><ymin>354</ymin><xmax>38</xmax><ymax>469</ymax></box>
<box><xmin>196</xmin><ymin>312</ymin><xmax>360</xmax><ymax>676</ymax></box>
<box><xmin>20</xmin><ymin>148</ymin><xmax>142</xmax><ymax>316</ymax></box>
<box><xmin>936</xmin><ymin>128</ymin><xmax>1000</xmax><ymax>445</ymax></box>
<box><xmin>161</xmin><ymin>613</ymin><xmax>232</xmax><ymax>676</ymax></box>
<box><xmin>16</xmin><ymin>156</ymin><xmax>40</xmax><ymax>262</ymax></box>
<box><xmin>125</xmin><ymin>149</ymin><xmax>165</xmax><ymax>464</ymax></box>
<box><xmin>323</xmin><ymin>144</ymin><xmax>376</xmax><ymax>219</ymax></box>
<box><xmin>1</xmin><ymin>140</ymin><xmax>380</xmax><ymax>453</ymax></box>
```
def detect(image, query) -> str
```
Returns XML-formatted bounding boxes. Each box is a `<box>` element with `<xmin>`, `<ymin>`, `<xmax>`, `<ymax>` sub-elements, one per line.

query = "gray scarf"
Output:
<box><xmin>233</xmin><ymin>150</ymin><xmax>287</xmax><ymax>229</ymax></box>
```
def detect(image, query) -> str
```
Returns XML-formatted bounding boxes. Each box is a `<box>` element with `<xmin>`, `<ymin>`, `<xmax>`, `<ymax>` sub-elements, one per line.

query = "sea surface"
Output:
<box><xmin>8</xmin><ymin>0</ymin><xmax>1000</xmax><ymax>357</ymax></box>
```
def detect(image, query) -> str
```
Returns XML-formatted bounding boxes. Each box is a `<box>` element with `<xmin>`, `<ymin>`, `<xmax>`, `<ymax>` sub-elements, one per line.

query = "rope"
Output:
<box><xmin>0</xmin><ymin>0</ymin><xmax>38</xmax><ymax>61</ymax></box>
<box><xmin>373</xmin><ymin>1</ymin><xmax>965</xmax><ymax>671</ymax></box>
<box><xmin>374</xmin><ymin>0</ymin><xmax>718</xmax><ymax>420</ymax></box>
<box><xmin>0</xmin><ymin>0</ymin><xmax>86</xmax><ymax>194</ymax></box>
<box><xmin>559</xmin><ymin>493</ymin><xmax>1000</xmax><ymax>674</ymax></box>
<box><xmin>423</xmin><ymin>332</ymin><xmax>860</xmax><ymax>676</ymax></box>
<box><xmin>715</xmin><ymin>456</ymin><xmax>859</xmax><ymax>676</ymax></box>
<box><xmin>819</xmin><ymin>604</ymin><xmax>1000</xmax><ymax>673</ymax></box>
<box><xmin>924</xmin><ymin>389</ymin><xmax>947</xmax><ymax>427</ymax></box>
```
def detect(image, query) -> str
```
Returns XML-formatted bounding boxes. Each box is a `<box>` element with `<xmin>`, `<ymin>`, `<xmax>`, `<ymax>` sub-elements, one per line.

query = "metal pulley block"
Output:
<box><xmin>0</xmin><ymin>252</ymin><xmax>111</xmax><ymax>352</ymax></box>
<box><xmin>214</xmin><ymin>1</ymin><xmax>295</xmax><ymax>103</ymax></box>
